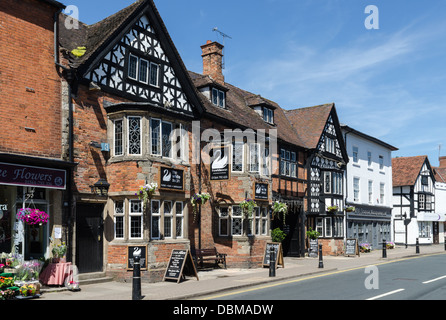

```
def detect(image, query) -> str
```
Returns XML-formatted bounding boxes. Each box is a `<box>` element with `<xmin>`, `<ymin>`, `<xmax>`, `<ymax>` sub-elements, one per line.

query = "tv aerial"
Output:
<box><xmin>212</xmin><ymin>27</ymin><xmax>232</xmax><ymax>69</ymax></box>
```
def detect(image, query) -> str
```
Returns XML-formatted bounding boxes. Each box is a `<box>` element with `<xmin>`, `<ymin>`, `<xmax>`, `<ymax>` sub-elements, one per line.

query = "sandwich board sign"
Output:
<box><xmin>163</xmin><ymin>249</ymin><xmax>199</xmax><ymax>283</ymax></box>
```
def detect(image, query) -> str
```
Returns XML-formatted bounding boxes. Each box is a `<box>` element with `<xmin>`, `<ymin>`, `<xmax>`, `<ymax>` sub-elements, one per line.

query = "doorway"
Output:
<box><xmin>76</xmin><ymin>203</ymin><xmax>104</xmax><ymax>273</ymax></box>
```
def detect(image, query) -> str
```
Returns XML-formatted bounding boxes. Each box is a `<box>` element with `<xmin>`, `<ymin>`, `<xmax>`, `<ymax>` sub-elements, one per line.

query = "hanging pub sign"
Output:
<box><xmin>163</xmin><ymin>249</ymin><xmax>199</xmax><ymax>283</ymax></box>
<box><xmin>159</xmin><ymin>167</ymin><xmax>184</xmax><ymax>191</ymax></box>
<box><xmin>209</xmin><ymin>146</ymin><xmax>230</xmax><ymax>181</ymax></box>
<box><xmin>0</xmin><ymin>162</ymin><xmax>66</xmax><ymax>190</ymax></box>
<box><xmin>254</xmin><ymin>182</ymin><xmax>269</xmax><ymax>201</ymax></box>
<box><xmin>127</xmin><ymin>245</ymin><xmax>147</xmax><ymax>270</ymax></box>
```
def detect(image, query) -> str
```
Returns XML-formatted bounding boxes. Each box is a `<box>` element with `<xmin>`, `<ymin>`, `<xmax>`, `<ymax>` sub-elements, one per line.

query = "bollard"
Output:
<box><xmin>444</xmin><ymin>237</ymin><xmax>446</xmax><ymax>251</ymax></box>
<box><xmin>416</xmin><ymin>238</ymin><xmax>420</xmax><ymax>254</ymax></box>
<box><xmin>132</xmin><ymin>254</ymin><xmax>142</xmax><ymax>300</ymax></box>
<box><xmin>382</xmin><ymin>239</ymin><xmax>387</xmax><ymax>258</ymax></box>
<box><xmin>318</xmin><ymin>244</ymin><xmax>324</xmax><ymax>268</ymax></box>
<box><xmin>269</xmin><ymin>246</ymin><xmax>276</xmax><ymax>277</ymax></box>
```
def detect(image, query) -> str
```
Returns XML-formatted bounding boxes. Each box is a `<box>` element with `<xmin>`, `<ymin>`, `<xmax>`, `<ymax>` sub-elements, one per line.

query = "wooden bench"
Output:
<box><xmin>195</xmin><ymin>248</ymin><xmax>227</xmax><ymax>269</ymax></box>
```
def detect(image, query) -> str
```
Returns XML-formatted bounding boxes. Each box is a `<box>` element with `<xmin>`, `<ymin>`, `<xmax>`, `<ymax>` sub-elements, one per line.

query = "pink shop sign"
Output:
<box><xmin>0</xmin><ymin>162</ymin><xmax>66</xmax><ymax>190</ymax></box>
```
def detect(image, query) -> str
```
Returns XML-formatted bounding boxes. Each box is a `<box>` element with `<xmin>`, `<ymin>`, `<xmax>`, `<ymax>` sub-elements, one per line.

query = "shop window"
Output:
<box><xmin>418</xmin><ymin>221</ymin><xmax>431</xmax><ymax>238</ymax></box>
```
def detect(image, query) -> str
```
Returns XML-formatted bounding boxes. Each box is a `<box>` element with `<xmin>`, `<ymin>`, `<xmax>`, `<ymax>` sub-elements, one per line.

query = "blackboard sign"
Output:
<box><xmin>254</xmin><ymin>183</ymin><xmax>269</xmax><ymax>201</ymax></box>
<box><xmin>309</xmin><ymin>239</ymin><xmax>318</xmax><ymax>258</ymax></box>
<box><xmin>160</xmin><ymin>167</ymin><xmax>184</xmax><ymax>191</ymax></box>
<box><xmin>163</xmin><ymin>249</ymin><xmax>199</xmax><ymax>283</ymax></box>
<box><xmin>262</xmin><ymin>242</ymin><xmax>284</xmax><ymax>268</ymax></box>
<box><xmin>345</xmin><ymin>238</ymin><xmax>359</xmax><ymax>257</ymax></box>
<box><xmin>127</xmin><ymin>245</ymin><xmax>147</xmax><ymax>270</ymax></box>
<box><xmin>210</xmin><ymin>146</ymin><xmax>230</xmax><ymax>181</ymax></box>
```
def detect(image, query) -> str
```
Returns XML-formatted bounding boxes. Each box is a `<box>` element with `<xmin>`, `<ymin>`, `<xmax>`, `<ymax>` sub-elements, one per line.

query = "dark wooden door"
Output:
<box><xmin>76</xmin><ymin>203</ymin><xmax>104</xmax><ymax>273</ymax></box>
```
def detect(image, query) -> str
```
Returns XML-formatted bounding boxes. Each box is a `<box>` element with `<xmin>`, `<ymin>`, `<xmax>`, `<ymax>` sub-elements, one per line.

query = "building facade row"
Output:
<box><xmin>2</xmin><ymin>0</ymin><xmax>444</xmax><ymax>284</ymax></box>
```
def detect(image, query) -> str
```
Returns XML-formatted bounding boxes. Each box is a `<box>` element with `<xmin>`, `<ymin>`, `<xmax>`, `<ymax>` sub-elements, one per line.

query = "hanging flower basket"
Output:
<box><xmin>344</xmin><ymin>206</ymin><xmax>355</xmax><ymax>212</ymax></box>
<box><xmin>327</xmin><ymin>206</ymin><xmax>338</xmax><ymax>214</ymax></box>
<box><xmin>272</xmin><ymin>201</ymin><xmax>288</xmax><ymax>223</ymax></box>
<box><xmin>16</xmin><ymin>208</ymin><xmax>49</xmax><ymax>226</ymax></box>
<box><xmin>135</xmin><ymin>182</ymin><xmax>158</xmax><ymax>209</ymax></box>
<box><xmin>240</xmin><ymin>198</ymin><xmax>257</xmax><ymax>218</ymax></box>
<box><xmin>191</xmin><ymin>193</ymin><xmax>211</xmax><ymax>211</ymax></box>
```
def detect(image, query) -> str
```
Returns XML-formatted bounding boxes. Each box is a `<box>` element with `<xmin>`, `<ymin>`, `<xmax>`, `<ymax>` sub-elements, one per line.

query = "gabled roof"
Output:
<box><xmin>284</xmin><ymin>104</ymin><xmax>334</xmax><ymax>150</ymax></box>
<box><xmin>188</xmin><ymin>71</ymin><xmax>305</xmax><ymax>148</ymax></box>
<box><xmin>392</xmin><ymin>155</ymin><xmax>430</xmax><ymax>187</ymax></box>
<box><xmin>434</xmin><ymin>167</ymin><xmax>446</xmax><ymax>183</ymax></box>
<box><xmin>340</xmin><ymin>124</ymin><xmax>398</xmax><ymax>151</ymax></box>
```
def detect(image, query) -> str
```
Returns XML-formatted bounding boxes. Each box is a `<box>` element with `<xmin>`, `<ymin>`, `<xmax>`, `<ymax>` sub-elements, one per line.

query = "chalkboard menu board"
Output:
<box><xmin>254</xmin><ymin>183</ymin><xmax>269</xmax><ymax>201</ymax></box>
<box><xmin>163</xmin><ymin>249</ymin><xmax>199</xmax><ymax>283</ymax></box>
<box><xmin>262</xmin><ymin>242</ymin><xmax>284</xmax><ymax>268</ymax></box>
<box><xmin>345</xmin><ymin>238</ymin><xmax>359</xmax><ymax>257</ymax></box>
<box><xmin>309</xmin><ymin>239</ymin><xmax>318</xmax><ymax>258</ymax></box>
<box><xmin>127</xmin><ymin>245</ymin><xmax>147</xmax><ymax>270</ymax></box>
<box><xmin>160</xmin><ymin>167</ymin><xmax>184</xmax><ymax>191</ymax></box>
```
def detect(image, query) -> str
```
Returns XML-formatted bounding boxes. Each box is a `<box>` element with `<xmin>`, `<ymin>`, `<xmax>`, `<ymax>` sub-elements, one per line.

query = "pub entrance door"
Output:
<box><xmin>76</xmin><ymin>203</ymin><xmax>104</xmax><ymax>273</ymax></box>
<box><xmin>281</xmin><ymin>206</ymin><xmax>304</xmax><ymax>257</ymax></box>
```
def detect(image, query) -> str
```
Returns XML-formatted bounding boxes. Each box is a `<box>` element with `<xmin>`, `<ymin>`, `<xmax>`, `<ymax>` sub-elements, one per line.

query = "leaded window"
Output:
<box><xmin>232</xmin><ymin>206</ymin><xmax>243</xmax><ymax>236</ymax></box>
<box><xmin>114</xmin><ymin>119</ymin><xmax>123</xmax><ymax>156</ymax></box>
<box><xmin>249</xmin><ymin>143</ymin><xmax>260</xmax><ymax>173</ymax></box>
<box><xmin>175</xmin><ymin>202</ymin><xmax>183</xmax><ymax>238</ymax></box>
<box><xmin>114</xmin><ymin>200</ymin><xmax>124</xmax><ymax>239</ymax></box>
<box><xmin>232</xmin><ymin>141</ymin><xmax>244</xmax><ymax>172</ymax></box>
<box><xmin>151</xmin><ymin>200</ymin><xmax>160</xmax><ymax>239</ymax></box>
<box><xmin>129</xmin><ymin>200</ymin><xmax>143</xmax><ymax>239</ymax></box>
<box><xmin>164</xmin><ymin>201</ymin><xmax>172</xmax><ymax>238</ymax></box>
<box><xmin>128</xmin><ymin>116</ymin><xmax>141</xmax><ymax>155</ymax></box>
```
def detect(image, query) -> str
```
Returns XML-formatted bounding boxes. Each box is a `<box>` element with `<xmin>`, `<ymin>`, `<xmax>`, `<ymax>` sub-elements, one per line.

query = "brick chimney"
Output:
<box><xmin>439</xmin><ymin>156</ymin><xmax>446</xmax><ymax>168</ymax></box>
<box><xmin>201</xmin><ymin>40</ymin><xmax>224</xmax><ymax>84</ymax></box>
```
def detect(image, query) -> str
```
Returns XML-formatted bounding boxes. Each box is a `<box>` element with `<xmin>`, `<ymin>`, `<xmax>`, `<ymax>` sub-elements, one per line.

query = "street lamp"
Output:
<box><xmin>90</xmin><ymin>178</ymin><xmax>110</xmax><ymax>196</ymax></box>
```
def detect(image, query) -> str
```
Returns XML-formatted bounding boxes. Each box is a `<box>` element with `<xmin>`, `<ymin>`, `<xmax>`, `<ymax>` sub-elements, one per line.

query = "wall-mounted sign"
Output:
<box><xmin>159</xmin><ymin>167</ymin><xmax>184</xmax><ymax>191</ymax></box>
<box><xmin>254</xmin><ymin>182</ymin><xmax>269</xmax><ymax>201</ymax></box>
<box><xmin>210</xmin><ymin>146</ymin><xmax>230</xmax><ymax>181</ymax></box>
<box><xmin>127</xmin><ymin>245</ymin><xmax>147</xmax><ymax>270</ymax></box>
<box><xmin>0</xmin><ymin>163</ymin><xmax>66</xmax><ymax>190</ymax></box>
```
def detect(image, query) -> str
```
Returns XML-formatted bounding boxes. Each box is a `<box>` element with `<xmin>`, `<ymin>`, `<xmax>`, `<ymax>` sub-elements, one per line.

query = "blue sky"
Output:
<box><xmin>65</xmin><ymin>0</ymin><xmax>446</xmax><ymax>166</ymax></box>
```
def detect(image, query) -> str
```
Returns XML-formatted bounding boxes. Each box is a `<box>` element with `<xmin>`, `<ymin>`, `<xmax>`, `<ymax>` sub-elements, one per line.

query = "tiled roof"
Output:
<box><xmin>284</xmin><ymin>104</ymin><xmax>334</xmax><ymax>149</ymax></box>
<box><xmin>434</xmin><ymin>167</ymin><xmax>446</xmax><ymax>183</ymax></box>
<box><xmin>392</xmin><ymin>155</ymin><xmax>427</xmax><ymax>187</ymax></box>
<box><xmin>188</xmin><ymin>71</ymin><xmax>305</xmax><ymax>148</ymax></box>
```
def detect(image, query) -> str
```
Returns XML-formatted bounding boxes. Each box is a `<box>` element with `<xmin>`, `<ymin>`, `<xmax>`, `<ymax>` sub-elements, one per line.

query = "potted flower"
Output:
<box><xmin>327</xmin><ymin>205</ymin><xmax>338</xmax><ymax>214</ymax></box>
<box><xmin>240</xmin><ymin>198</ymin><xmax>257</xmax><ymax>218</ymax></box>
<box><xmin>136</xmin><ymin>182</ymin><xmax>158</xmax><ymax>209</ymax></box>
<box><xmin>16</xmin><ymin>208</ymin><xmax>49</xmax><ymax>226</ymax></box>
<box><xmin>19</xmin><ymin>284</ymin><xmax>36</xmax><ymax>297</ymax></box>
<box><xmin>386</xmin><ymin>241</ymin><xmax>395</xmax><ymax>249</ymax></box>
<box><xmin>52</xmin><ymin>242</ymin><xmax>67</xmax><ymax>263</ymax></box>
<box><xmin>306</xmin><ymin>227</ymin><xmax>320</xmax><ymax>258</ymax></box>
<box><xmin>360</xmin><ymin>242</ymin><xmax>371</xmax><ymax>253</ymax></box>
<box><xmin>272</xmin><ymin>201</ymin><xmax>288</xmax><ymax>223</ymax></box>
<box><xmin>344</xmin><ymin>206</ymin><xmax>355</xmax><ymax>212</ymax></box>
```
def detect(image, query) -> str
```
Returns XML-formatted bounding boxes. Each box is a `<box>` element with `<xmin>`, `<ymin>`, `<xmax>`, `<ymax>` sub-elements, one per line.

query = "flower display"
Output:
<box><xmin>327</xmin><ymin>205</ymin><xmax>338</xmax><ymax>213</ymax></box>
<box><xmin>360</xmin><ymin>242</ymin><xmax>371</xmax><ymax>253</ymax></box>
<box><xmin>386</xmin><ymin>241</ymin><xmax>395</xmax><ymax>249</ymax></box>
<box><xmin>52</xmin><ymin>242</ymin><xmax>67</xmax><ymax>259</ymax></box>
<box><xmin>16</xmin><ymin>208</ymin><xmax>49</xmax><ymax>225</ymax></box>
<box><xmin>191</xmin><ymin>193</ymin><xmax>211</xmax><ymax>208</ymax></box>
<box><xmin>19</xmin><ymin>284</ymin><xmax>36</xmax><ymax>297</ymax></box>
<box><xmin>272</xmin><ymin>201</ymin><xmax>288</xmax><ymax>222</ymax></box>
<box><xmin>135</xmin><ymin>182</ymin><xmax>157</xmax><ymax>208</ymax></box>
<box><xmin>240</xmin><ymin>198</ymin><xmax>257</xmax><ymax>218</ymax></box>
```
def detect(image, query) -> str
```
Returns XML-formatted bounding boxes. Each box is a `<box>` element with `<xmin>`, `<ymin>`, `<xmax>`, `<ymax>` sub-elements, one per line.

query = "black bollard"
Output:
<box><xmin>382</xmin><ymin>239</ymin><xmax>387</xmax><ymax>258</ymax></box>
<box><xmin>416</xmin><ymin>238</ymin><xmax>420</xmax><ymax>254</ymax></box>
<box><xmin>132</xmin><ymin>254</ymin><xmax>142</xmax><ymax>300</ymax></box>
<box><xmin>269</xmin><ymin>246</ymin><xmax>276</xmax><ymax>277</ymax></box>
<box><xmin>318</xmin><ymin>244</ymin><xmax>324</xmax><ymax>268</ymax></box>
<box><xmin>444</xmin><ymin>237</ymin><xmax>446</xmax><ymax>251</ymax></box>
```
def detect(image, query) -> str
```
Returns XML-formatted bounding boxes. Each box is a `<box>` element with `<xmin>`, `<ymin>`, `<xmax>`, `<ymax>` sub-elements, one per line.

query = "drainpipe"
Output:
<box><xmin>54</xmin><ymin>8</ymin><xmax>75</xmax><ymax>263</ymax></box>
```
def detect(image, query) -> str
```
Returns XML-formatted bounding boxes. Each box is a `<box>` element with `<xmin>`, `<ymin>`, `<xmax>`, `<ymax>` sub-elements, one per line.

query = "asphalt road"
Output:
<box><xmin>202</xmin><ymin>254</ymin><xmax>446</xmax><ymax>300</ymax></box>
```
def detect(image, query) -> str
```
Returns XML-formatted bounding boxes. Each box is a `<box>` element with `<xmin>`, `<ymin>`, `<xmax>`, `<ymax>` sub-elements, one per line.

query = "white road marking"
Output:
<box><xmin>366</xmin><ymin>289</ymin><xmax>405</xmax><ymax>300</ymax></box>
<box><xmin>422</xmin><ymin>275</ymin><xmax>446</xmax><ymax>284</ymax></box>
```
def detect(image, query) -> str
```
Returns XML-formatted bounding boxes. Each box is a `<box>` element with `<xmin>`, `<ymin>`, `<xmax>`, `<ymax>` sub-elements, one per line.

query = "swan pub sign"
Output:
<box><xmin>210</xmin><ymin>146</ymin><xmax>230</xmax><ymax>181</ymax></box>
<box><xmin>160</xmin><ymin>167</ymin><xmax>184</xmax><ymax>191</ymax></box>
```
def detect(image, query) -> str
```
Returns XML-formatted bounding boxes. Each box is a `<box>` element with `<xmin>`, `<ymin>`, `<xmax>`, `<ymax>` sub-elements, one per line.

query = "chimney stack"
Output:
<box><xmin>439</xmin><ymin>156</ymin><xmax>446</xmax><ymax>168</ymax></box>
<box><xmin>201</xmin><ymin>40</ymin><xmax>224</xmax><ymax>84</ymax></box>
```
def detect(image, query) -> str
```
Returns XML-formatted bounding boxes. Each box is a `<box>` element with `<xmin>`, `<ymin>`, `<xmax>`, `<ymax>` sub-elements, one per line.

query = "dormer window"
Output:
<box><xmin>212</xmin><ymin>87</ymin><xmax>225</xmax><ymax>108</ymax></box>
<box><xmin>263</xmin><ymin>107</ymin><xmax>274</xmax><ymax>124</ymax></box>
<box><xmin>128</xmin><ymin>53</ymin><xmax>159</xmax><ymax>87</ymax></box>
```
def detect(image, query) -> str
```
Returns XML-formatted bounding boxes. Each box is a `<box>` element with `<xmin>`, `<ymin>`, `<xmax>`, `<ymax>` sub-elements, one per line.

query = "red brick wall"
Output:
<box><xmin>0</xmin><ymin>0</ymin><xmax>62</xmax><ymax>158</ymax></box>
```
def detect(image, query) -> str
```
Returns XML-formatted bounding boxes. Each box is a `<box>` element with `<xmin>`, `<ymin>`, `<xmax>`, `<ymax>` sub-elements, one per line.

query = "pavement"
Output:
<box><xmin>37</xmin><ymin>244</ymin><xmax>446</xmax><ymax>300</ymax></box>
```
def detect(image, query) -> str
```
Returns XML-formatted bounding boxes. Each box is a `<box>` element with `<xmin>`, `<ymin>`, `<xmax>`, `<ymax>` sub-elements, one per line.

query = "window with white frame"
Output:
<box><xmin>262</xmin><ymin>147</ymin><xmax>271</xmax><ymax>176</ymax></box>
<box><xmin>253</xmin><ymin>207</ymin><xmax>268</xmax><ymax>236</ymax></box>
<box><xmin>151</xmin><ymin>199</ymin><xmax>185</xmax><ymax>240</ymax></box>
<box><xmin>315</xmin><ymin>216</ymin><xmax>343</xmax><ymax>238</ymax></box>
<box><xmin>212</xmin><ymin>88</ymin><xmax>225</xmax><ymax>108</ymax></box>
<box><xmin>380</xmin><ymin>183</ymin><xmax>385</xmax><ymax>205</ymax></box>
<box><xmin>232</xmin><ymin>141</ymin><xmax>244</xmax><ymax>173</ymax></box>
<box><xmin>163</xmin><ymin>201</ymin><xmax>173</xmax><ymax>238</ymax></box>
<box><xmin>150</xmin><ymin>118</ymin><xmax>174</xmax><ymax>158</ymax></box>
<box><xmin>418</xmin><ymin>221</ymin><xmax>431</xmax><ymax>238</ymax></box>
<box><xmin>151</xmin><ymin>199</ymin><xmax>161</xmax><ymax>239</ymax></box>
<box><xmin>218</xmin><ymin>205</ymin><xmax>269</xmax><ymax>237</ymax></box>
<box><xmin>280</xmin><ymin>148</ymin><xmax>297</xmax><ymax>178</ymax></box>
<box><xmin>379</xmin><ymin>155</ymin><xmax>384</xmax><ymax>170</ymax></box>
<box><xmin>324</xmin><ymin>172</ymin><xmax>331</xmax><ymax>194</ymax></box>
<box><xmin>175</xmin><ymin>202</ymin><xmax>184</xmax><ymax>238</ymax></box>
<box><xmin>114</xmin><ymin>119</ymin><xmax>123</xmax><ymax>156</ymax></box>
<box><xmin>368</xmin><ymin>180</ymin><xmax>373</xmax><ymax>204</ymax></box>
<box><xmin>129</xmin><ymin>200</ymin><xmax>143</xmax><ymax>239</ymax></box>
<box><xmin>418</xmin><ymin>193</ymin><xmax>433</xmax><ymax>211</ymax></box>
<box><xmin>218</xmin><ymin>207</ymin><xmax>229</xmax><ymax>236</ymax></box>
<box><xmin>353</xmin><ymin>146</ymin><xmax>359</xmax><ymax>163</ymax></box>
<box><xmin>114</xmin><ymin>200</ymin><xmax>125</xmax><ymax>239</ymax></box>
<box><xmin>249</xmin><ymin>143</ymin><xmax>260</xmax><ymax>173</ymax></box>
<box><xmin>325</xmin><ymin>137</ymin><xmax>335</xmax><ymax>154</ymax></box>
<box><xmin>128</xmin><ymin>53</ymin><xmax>159</xmax><ymax>87</ymax></box>
<box><xmin>232</xmin><ymin>206</ymin><xmax>243</xmax><ymax>236</ymax></box>
<box><xmin>128</xmin><ymin>116</ymin><xmax>141</xmax><ymax>155</ymax></box>
<box><xmin>367</xmin><ymin>151</ymin><xmax>372</xmax><ymax>167</ymax></box>
<box><xmin>263</xmin><ymin>107</ymin><xmax>274</xmax><ymax>124</ymax></box>
<box><xmin>353</xmin><ymin>177</ymin><xmax>360</xmax><ymax>202</ymax></box>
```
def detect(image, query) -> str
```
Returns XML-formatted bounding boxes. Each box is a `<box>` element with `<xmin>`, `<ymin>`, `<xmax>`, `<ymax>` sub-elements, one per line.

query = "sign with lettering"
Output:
<box><xmin>254</xmin><ymin>183</ymin><xmax>269</xmax><ymax>201</ymax></box>
<box><xmin>344</xmin><ymin>238</ymin><xmax>359</xmax><ymax>257</ymax></box>
<box><xmin>262</xmin><ymin>242</ymin><xmax>284</xmax><ymax>268</ymax></box>
<box><xmin>210</xmin><ymin>146</ymin><xmax>230</xmax><ymax>181</ymax></box>
<box><xmin>127</xmin><ymin>245</ymin><xmax>147</xmax><ymax>270</ymax></box>
<box><xmin>160</xmin><ymin>167</ymin><xmax>184</xmax><ymax>191</ymax></box>
<box><xmin>163</xmin><ymin>249</ymin><xmax>198</xmax><ymax>283</ymax></box>
<box><xmin>0</xmin><ymin>163</ymin><xmax>66</xmax><ymax>190</ymax></box>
